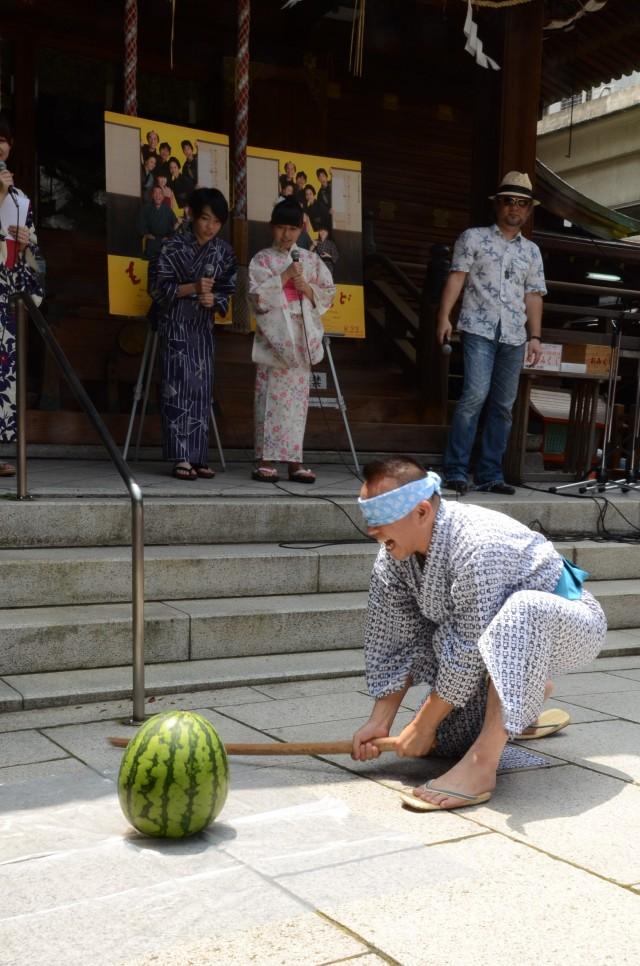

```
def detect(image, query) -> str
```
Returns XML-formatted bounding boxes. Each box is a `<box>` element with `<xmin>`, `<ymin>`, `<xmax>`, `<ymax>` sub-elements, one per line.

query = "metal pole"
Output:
<box><xmin>323</xmin><ymin>335</ymin><xmax>361</xmax><ymax>476</ymax></box>
<box><xmin>131</xmin><ymin>482</ymin><xmax>145</xmax><ymax>722</ymax></box>
<box><xmin>134</xmin><ymin>330</ymin><xmax>158</xmax><ymax>460</ymax></box>
<box><xmin>123</xmin><ymin>324</ymin><xmax>153</xmax><ymax>461</ymax></box>
<box><xmin>15</xmin><ymin>299</ymin><xmax>28</xmax><ymax>500</ymax></box>
<box><xmin>209</xmin><ymin>405</ymin><xmax>226</xmax><ymax>471</ymax></box>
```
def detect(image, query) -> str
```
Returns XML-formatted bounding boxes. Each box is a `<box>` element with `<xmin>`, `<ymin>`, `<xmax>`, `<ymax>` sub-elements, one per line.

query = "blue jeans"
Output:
<box><xmin>443</xmin><ymin>330</ymin><xmax>525</xmax><ymax>486</ymax></box>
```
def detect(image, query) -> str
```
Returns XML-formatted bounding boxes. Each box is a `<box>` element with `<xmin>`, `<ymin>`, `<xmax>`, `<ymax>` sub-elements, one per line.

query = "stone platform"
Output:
<box><xmin>1</xmin><ymin>458</ymin><xmax>639</xmax><ymax>715</ymax></box>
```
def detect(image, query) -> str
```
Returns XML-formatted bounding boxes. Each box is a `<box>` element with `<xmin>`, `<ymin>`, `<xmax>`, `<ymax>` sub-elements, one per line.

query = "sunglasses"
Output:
<box><xmin>498</xmin><ymin>196</ymin><xmax>532</xmax><ymax>208</ymax></box>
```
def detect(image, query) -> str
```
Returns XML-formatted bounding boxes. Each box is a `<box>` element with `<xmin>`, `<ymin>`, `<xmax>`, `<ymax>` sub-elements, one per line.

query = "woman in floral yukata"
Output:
<box><xmin>0</xmin><ymin>113</ymin><xmax>44</xmax><ymax>477</ymax></box>
<box><xmin>249</xmin><ymin>199</ymin><xmax>335</xmax><ymax>484</ymax></box>
<box><xmin>150</xmin><ymin>187</ymin><xmax>236</xmax><ymax>480</ymax></box>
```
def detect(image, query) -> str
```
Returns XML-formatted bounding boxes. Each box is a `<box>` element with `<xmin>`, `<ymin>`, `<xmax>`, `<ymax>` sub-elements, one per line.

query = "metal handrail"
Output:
<box><xmin>13</xmin><ymin>293</ymin><xmax>145</xmax><ymax>723</ymax></box>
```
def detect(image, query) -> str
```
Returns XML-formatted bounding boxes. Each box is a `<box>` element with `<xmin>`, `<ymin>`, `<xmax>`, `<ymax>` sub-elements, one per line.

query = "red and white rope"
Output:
<box><xmin>124</xmin><ymin>0</ymin><xmax>138</xmax><ymax>117</ymax></box>
<box><xmin>234</xmin><ymin>0</ymin><xmax>250</xmax><ymax>218</ymax></box>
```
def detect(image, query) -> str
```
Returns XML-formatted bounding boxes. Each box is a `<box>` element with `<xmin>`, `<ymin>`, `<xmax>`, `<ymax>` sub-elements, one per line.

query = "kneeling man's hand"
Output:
<box><xmin>351</xmin><ymin>721</ymin><xmax>389</xmax><ymax>761</ymax></box>
<box><xmin>395</xmin><ymin>720</ymin><xmax>436</xmax><ymax>758</ymax></box>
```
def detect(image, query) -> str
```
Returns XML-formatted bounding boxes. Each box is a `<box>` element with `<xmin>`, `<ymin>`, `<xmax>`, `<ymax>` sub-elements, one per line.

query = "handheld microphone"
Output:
<box><xmin>441</xmin><ymin>336</ymin><xmax>452</xmax><ymax>356</ymax></box>
<box><xmin>203</xmin><ymin>263</ymin><xmax>215</xmax><ymax>278</ymax></box>
<box><xmin>291</xmin><ymin>249</ymin><xmax>300</xmax><ymax>264</ymax></box>
<box><xmin>0</xmin><ymin>160</ymin><xmax>19</xmax><ymax>201</ymax></box>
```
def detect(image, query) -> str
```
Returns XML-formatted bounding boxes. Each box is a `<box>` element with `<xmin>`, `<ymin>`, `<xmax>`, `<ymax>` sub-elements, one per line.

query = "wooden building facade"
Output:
<box><xmin>1</xmin><ymin>0</ymin><xmax>639</xmax><ymax>453</ymax></box>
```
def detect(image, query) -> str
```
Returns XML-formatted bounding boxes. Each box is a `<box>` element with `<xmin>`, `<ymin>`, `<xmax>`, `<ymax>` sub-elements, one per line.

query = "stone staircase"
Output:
<box><xmin>0</xmin><ymin>489</ymin><xmax>639</xmax><ymax>712</ymax></box>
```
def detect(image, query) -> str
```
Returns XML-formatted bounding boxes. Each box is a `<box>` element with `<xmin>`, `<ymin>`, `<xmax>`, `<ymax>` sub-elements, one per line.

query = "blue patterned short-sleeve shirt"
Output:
<box><xmin>451</xmin><ymin>224</ymin><xmax>546</xmax><ymax>346</ymax></box>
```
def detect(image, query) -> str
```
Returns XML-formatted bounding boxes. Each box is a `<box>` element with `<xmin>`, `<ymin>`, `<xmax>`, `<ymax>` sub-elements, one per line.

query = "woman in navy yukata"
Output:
<box><xmin>150</xmin><ymin>187</ymin><xmax>236</xmax><ymax>480</ymax></box>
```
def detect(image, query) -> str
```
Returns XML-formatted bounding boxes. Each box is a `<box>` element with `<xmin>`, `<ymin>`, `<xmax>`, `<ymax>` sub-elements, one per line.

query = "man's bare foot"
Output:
<box><xmin>412</xmin><ymin>748</ymin><xmax>498</xmax><ymax>809</ymax></box>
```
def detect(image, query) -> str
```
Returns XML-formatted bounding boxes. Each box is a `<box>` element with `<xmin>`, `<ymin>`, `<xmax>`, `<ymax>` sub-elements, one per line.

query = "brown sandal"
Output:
<box><xmin>288</xmin><ymin>467</ymin><xmax>316</xmax><ymax>484</ymax></box>
<box><xmin>172</xmin><ymin>462</ymin><xmax>197</xmax><ymax>480</ymax></box>
<box><xmin>193</xmin><ymin>464</ymin><xmax>215</xmax><ymax>479</ymax></box>
<box><xmin>252</xmin><ymin>466</ymin><xmax>279</xmax><ymax>482</ymax></box>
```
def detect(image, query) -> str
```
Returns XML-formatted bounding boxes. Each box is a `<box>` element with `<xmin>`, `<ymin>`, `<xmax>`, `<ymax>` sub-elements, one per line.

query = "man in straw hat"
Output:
<box><xmin>437</xmin><ymin>171</ymin><xmax>546</xmax><ymax>495</ymax></box>
<box><xmin>352</xmin><ymin>456</ymin><xmax>606</xmax><ymax>811</ymax></box>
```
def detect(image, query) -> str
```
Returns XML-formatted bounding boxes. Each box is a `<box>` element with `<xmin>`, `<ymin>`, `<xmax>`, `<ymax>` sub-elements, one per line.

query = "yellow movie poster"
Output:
<box><xmin>247</xmin><ymin>146</ymin><xmax>364</xmax><ymax>338</ymax></box>
<box><xmin>104</xmin><ymin>112</ymin><xmax>229</xmax><ymax>318</ymax></box>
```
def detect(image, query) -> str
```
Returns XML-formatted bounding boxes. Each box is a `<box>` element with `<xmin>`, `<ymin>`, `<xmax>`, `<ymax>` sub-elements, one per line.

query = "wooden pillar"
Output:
<box><xmin>499</xmin><ymin>0</ymin><xmax>545</xmax><ymax>185</ymax></box>
<box><xmin>12</xmin><ymin>37</ymin><xmax>37</xmax><ymax>205</ymax></box>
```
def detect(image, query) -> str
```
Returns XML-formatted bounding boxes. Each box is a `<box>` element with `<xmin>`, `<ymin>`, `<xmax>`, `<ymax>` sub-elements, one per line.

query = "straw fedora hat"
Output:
<box><xmin>489</xmin><ymin>171</ymin><xmax>540</xmax><ymax>206</ymax></box>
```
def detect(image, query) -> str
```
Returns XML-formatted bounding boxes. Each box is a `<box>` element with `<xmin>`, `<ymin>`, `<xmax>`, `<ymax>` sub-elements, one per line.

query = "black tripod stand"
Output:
<box><xmin>122</xmin><ymin>322</ymin><xmax>225</xmax><ymax>468</ymax></box>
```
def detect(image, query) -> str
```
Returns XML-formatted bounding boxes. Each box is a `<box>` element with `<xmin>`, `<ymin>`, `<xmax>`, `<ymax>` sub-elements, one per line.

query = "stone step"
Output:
<box><xmin>0</xmin><ymin>543</ymin><xmax>378</xmax><ymax>608</ymax></box>
<box><xmin>0</xmin><ymin>498</ymin><xmax>366</xmax><ymax>549</ymax></box>
<box><xmin>0</xmin><ymin>592</ymin><xmax>369</xmax><ymax>676</ymax></box>
<box><xmin>2</xmin><ymin>538</ymin><xmax>639</xmax><ymax>609</ymax></box>
<box><xmin>1</xmin><ymin>575</ymin><xmax>639</xmax><ymax>676</ymax></box>
<box><xmin>0</xmin><ymin>649</ymin><xmax>366</xmax><ymax>711</ymax></box>
<box><xmin>1</xmin><ymin>631</ymin><xmax>638</xmax><ymax>712</ymax></box>
<box><xmin>2</xmin><ymin>493</ymin><xmax>640</xmax><ymax>549</ymax></box>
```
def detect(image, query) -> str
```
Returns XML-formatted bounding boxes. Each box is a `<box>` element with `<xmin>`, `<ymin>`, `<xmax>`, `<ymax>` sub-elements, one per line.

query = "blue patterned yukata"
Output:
<box><xmin>0</xmin><ymin>202</ymin><xmax>43</xmax><ymax>442</ymax></box>
<box><xmin>443</xmin><ymin>224</ymin><xmax>547</xmax><ymax>487</ymax></box>
<box><xmin>151</xmin><ymin>227</ymin><xmax>236</xmax><ymax>464</ymax></box>
<box><xmin>364</xmin><ymin>499</ymin><xmax>606</xmax><ymax>756</ymax></box>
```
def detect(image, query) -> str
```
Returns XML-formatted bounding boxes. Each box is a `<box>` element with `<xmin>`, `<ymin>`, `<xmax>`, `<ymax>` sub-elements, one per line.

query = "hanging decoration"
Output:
<box><xmin>349</xmin><ymin>0</ymin><xmax>366</xmax><ymax>77</ymax></box>
<box><xmin>232</xmin><ymin>0</ymin><xmax>252</xmax><ymax>333</ymax></box>
<box><xmin>464</xmin><ymin>0</ymin><xmax>500</xmax><ymax>70</ymax></box>
<box><xmin>235</xmin><ymin>0</ymin><xmax>250</xmax><ymax>220</ymax></box>
<box><xmin>170</xmin><ymin>0</ymin><xmax>177</xmax><ymax>69</ymax></box>
<box><xmin>545</xmin><ymin>0</ymin><xmax>608</xmax><ymax>31</ymax></box>
<box><xmin>124</xmin><ymin>0</ymin><xmax>138</xmax><ymax>116</ymax></box>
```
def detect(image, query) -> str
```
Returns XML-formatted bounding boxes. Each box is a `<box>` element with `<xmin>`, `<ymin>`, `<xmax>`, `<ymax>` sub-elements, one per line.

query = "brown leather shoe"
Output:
<box><xmin>0</xmin><ymin>463</ymin><xmax>16</xmax><ymax>477</ymax></box>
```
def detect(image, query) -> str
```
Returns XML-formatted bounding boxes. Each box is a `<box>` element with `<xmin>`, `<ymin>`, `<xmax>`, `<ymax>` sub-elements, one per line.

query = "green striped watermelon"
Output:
<box><xmin>117</xmin><ymin>711</ymin><xmax>229</xmax><ymax>838</ymax></box>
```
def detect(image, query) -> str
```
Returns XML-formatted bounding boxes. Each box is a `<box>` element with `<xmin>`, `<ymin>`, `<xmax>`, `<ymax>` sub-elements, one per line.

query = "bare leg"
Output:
<box><xmin>413</xmin><ymin>680</ymin><xmax>507</xmax><ymax>808</ymax></box>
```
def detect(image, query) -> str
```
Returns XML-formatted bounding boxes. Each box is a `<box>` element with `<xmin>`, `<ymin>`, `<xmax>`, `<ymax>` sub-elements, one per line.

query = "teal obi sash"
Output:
<box><xmin>554</xmin><ymin>557</ymin><xmax>588</xmax><ymax>601</ymax></box>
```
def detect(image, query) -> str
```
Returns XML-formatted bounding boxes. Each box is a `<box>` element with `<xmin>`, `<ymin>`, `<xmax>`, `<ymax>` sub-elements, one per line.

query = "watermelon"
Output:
<box><xmin>117</xmin><ymin>710</ymin><xmax>229</xmax><ymax>838</ymax></box>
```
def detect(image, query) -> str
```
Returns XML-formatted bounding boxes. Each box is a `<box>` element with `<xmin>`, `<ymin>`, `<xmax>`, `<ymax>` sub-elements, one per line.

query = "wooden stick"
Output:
<box><xmin>108</xmin><ymin>736</ymin><xmax>399</xmax><ymax>756</ymax></box>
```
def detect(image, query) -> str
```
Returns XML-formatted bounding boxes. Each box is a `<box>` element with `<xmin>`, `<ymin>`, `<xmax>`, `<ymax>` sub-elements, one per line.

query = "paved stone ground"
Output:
<box><xmin>3</xmin><ymin>659</ymin><xmax>640</xmax><ymax>966</ymax></box>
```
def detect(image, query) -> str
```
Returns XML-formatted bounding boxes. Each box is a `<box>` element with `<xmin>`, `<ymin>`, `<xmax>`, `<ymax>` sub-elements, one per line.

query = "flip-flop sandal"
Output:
<box><xmin>512</xmin><ymin>707</ymin><xmax>571</xmax><ymax>741</ymax></box>
<box><xmin>288</xmin><ymin>468</ymin><xmax>316</xmax><ymax>484</ymax></box>
<box><xmin>193</xmin><ymin>464</ymin><xmax>216</xmax><ymax>479</ymax></box>
<box><xmin>172</xmin><ymin>462</ymin><xmax>197</xmax><ymax>480</ymax></box>
<box><xmin>399</xmin><ymin>781</ymin><xmax>492</xmax><ymax>812</ymax></box>
<box><xmin>252</xmin><ymin>467</ymin><xmax>279</xmax><ymax>482</ymax></box>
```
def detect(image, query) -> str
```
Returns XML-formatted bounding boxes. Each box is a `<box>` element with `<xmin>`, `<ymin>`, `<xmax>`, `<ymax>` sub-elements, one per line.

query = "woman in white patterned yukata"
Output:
<box><xmin>0</xmin><ymin>113</ymin><xmax>44</xmax><ymax>477</ymax></box>
<box><xmin>249</xmin><ymin>199</ymin><xmax>335</xmax><ymax>484</ymax></box>
<box><xmin>352</xmin><ymin>456</ymin><xmax>606</xmax><ymax>812</ymax></box>
<box><xmin>150</xmin><ymin>188</ymin><xmax>236</xmax><ymax>480</ymax></box>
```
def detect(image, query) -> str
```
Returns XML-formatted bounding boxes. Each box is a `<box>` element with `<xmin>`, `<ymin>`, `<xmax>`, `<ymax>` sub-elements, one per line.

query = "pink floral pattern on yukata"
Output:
<box><xmin>254</xmin><ymin>364</ymin><xmax>310</xmax><ymax>461</ymax></box>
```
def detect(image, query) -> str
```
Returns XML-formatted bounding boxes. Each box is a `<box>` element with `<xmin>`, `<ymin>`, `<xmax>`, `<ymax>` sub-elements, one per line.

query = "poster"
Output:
<box><xmin>247</xmin><ymin>146</ymin><xmax>365</xmax><ymax>338</ymax></box>
<box><xmin>104</xmin><ymin>111</ymin><xmax>229</xmax><ymax>317</ymax></box>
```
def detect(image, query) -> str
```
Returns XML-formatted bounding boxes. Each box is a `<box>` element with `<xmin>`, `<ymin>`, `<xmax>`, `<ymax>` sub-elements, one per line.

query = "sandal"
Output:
<box><xmin>288</xmin><ymin>467</ymin><xmax>316</xmax><ymax>484</ymax></box>
<box><xmin>172</xmin><ymin>461</ymin><xmax>197</xmax><ymax>480</ymax></box>
<box><xmin>252</xmin><ymin>466</ymin><xmax>279</xmax><ymax>482</ymax></box>
<box><xmin>0</xmin><ymin>462</ymin><xmax>15</xmax><ymax>477</ymax></box>
<box><xmin>193</xmin><ymin>464</ymin><xmax>216</xmax><ymax>479</ymax></box>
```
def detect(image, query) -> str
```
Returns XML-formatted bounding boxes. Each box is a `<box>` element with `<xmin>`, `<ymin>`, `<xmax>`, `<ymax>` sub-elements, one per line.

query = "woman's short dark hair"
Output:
<box><xmin>181</xmin><ymin>139</ymin><xmax>193</xmax><ymax>150</ymax></box>
<box><xmin>270</xmin><ymin>199</ymin><xmax>303</xmax><ymax>228</ymax></box>
<box><xmin>168</xmin><ymin>156</ymin><xmax>181</xmax><ymax>169</ymax></box>
<box><xmin>188</xmin><ymin>187</ymin><xmax>229</xmax><ymax>225</ymax></box>
<box><xmin>304</xmin><ymin>185</ymin><xmax>316</xmax><ymax>196</ymax></box>
<box><xmin>0</xmin><ymin>113</ymin><xmax>14</xmax><ymax>143</ymax></box>
<box><xmin>159</xmin><ymin>141</ymin><xmax>171</xmax><ymax>153</ymax></box>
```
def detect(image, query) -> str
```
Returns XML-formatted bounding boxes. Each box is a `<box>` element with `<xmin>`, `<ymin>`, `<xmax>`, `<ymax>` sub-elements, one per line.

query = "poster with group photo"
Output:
<box><xmin>247</xmin><ymin>146</ymin><xmax>365</xmax><ymax>338</ymax></box>
<box><xmin>104</xmin><ymin>111</ymin><xmax>229</xmax><ymax>317</ymax></box>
